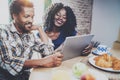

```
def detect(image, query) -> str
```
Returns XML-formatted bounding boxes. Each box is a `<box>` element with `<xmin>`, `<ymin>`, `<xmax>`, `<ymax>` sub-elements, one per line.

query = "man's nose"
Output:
<box><xmin>28</xmin><ymin>17</ymin><xmax>33</xmax><ymax>23</ymax></box>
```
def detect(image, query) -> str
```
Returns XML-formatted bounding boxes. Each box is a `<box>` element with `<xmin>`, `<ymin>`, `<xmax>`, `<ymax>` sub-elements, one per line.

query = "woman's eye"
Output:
<box><xmin>56</xmin><ymin>13</ymin><xmax>60</xmax><ymax>16</ymax></box>
<box><xmin>63</xmin><ymin>16</ymin><xmax>66</xmax><ymax>19</ymax></box>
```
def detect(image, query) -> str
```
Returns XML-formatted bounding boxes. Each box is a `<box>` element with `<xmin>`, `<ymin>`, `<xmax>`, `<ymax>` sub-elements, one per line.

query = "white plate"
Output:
<box><xmin>88</xmin><ymin>56</ymin><xmax>120</xmax><ymax>72</ymax></box>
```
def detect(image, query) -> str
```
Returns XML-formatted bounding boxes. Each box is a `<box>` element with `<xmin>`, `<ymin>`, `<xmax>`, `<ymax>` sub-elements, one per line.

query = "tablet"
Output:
<box><xmin>61</xmin><ymin>34</ymin><xmax>94</xmax><ymax>60</ymax></box>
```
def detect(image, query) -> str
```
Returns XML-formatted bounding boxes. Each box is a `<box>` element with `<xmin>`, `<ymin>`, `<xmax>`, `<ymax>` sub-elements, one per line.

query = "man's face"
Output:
<box><xmin>14</xmin><ymin>7</ymin><xmax>34</xmax><ymax>33</ymax></box>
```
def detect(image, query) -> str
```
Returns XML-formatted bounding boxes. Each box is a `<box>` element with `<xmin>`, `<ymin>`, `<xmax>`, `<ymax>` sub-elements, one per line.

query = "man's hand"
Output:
<box><xmin>41</xmin><ymin>52</ymin><xmax>63</xmax><ymax>67</ymax></box>
<box><xmin>31</xmin><ymin>25</ymin><xmax>50</xmax><ymax>43</ymax></box>
<box><xmin>30</xmin><ymin>25</ymin><xmax>41</xmax><ymax>31</ymax></box>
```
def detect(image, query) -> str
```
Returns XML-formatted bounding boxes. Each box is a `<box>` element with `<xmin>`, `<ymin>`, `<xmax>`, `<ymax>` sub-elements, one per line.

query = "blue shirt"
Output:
<box><xmin>53</xmin><ymin>30</ymin><xmax>77</xmax><ymax>50</ymax></box>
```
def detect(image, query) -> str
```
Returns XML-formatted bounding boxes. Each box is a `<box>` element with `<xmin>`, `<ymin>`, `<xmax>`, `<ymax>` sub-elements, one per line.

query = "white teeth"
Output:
<box><xmin>57</xmin><ymin>20</ymin><xmax>62</xmax><ymax>24</ymax></box>
<box><xmin>25</xmin><ymin>24</ymin><xmax>32</xmax><ymax>29</ymax></box>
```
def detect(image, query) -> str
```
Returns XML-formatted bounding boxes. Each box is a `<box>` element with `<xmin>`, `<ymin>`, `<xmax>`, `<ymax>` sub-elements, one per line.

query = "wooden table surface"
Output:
<box><xmin>29</xmin><ymin>48</ymin><xmax>120</xmax><ymax>80</ymax></box>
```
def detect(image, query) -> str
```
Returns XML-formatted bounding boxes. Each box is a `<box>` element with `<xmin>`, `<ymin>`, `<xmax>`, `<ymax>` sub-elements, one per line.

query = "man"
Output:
<box><xmin>0</xmin><ymin>0</ymin><xmax>63</xmax><ymax>80</ymax></box>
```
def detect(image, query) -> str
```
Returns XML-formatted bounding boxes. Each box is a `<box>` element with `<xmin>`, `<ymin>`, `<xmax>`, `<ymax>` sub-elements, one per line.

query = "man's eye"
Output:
<box><xmin>24</xmin><ymin>15</ymin><xmax>29</xmax><ymax>18</ymax></box>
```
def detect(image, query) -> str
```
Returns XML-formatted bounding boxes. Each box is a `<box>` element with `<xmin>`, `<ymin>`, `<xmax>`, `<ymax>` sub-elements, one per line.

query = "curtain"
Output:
<box><xmin>44</xmin><ymin>0</ymin><xmax>52</xmax><ymax>10</ymax></box>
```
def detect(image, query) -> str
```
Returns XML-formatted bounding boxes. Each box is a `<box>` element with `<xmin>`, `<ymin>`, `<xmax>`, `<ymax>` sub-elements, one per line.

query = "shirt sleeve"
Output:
<box><xmin>33</xmin><ymin>33</ymin><xmax>54</xmax><ymax>57</ymax></box>
<box><xmin>72</xmin><ymin>29</ymin><xmax>77</xmax><ymax>36</ymax></box>
<box><xmin>0</xmin><ymin>28</ymin><xmax>25</xmax><ymax>76</ymax></box>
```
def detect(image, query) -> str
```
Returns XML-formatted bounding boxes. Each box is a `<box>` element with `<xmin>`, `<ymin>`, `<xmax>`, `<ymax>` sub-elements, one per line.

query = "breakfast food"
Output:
<box><xmin>112</xmin><ymin>59</ymin><xmax>120</xmax><ymax>70</ymax></box>
<box><xmin>80</xmin><ymin>73</ymin><xmax>96</xmax><ymax>80</ymax></box>
<box><xmin>94</xmin><ymin>54</ymin><xmax>112</xmax><ymax>68</ymax></box>
<box><xmin>94</xmin><ymin>54</ymin><xmax>120</xmax><ymax>70</ymax></box>
<box><xmin>72</xmin><ymin>62</ymin><xmax>88</xmax><ymax>78</ymax></box>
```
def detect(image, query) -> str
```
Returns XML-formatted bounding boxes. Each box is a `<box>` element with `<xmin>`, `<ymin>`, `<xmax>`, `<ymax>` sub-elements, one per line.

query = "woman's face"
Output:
<box><xmin>54</xmin><ymin>8</ymin><xmax>67</xmax><ymax>27</ymax></box>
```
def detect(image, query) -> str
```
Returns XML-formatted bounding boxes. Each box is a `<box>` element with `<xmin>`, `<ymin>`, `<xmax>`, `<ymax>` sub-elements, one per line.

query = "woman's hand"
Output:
<box><xmin>81</xmin><ymin>43</ymin><xmax>93</xmax><ymax>56</ymax></box>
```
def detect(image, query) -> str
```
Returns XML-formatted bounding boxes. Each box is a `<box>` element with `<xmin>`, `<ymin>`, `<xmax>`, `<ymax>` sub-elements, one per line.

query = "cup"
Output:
<box><xmin>97</xmin><ymin>45</ymin><xmax>108</xmax><ymax>53</ymax></box>
<box><xmin>95</xmin><ymin>45</ymin><xmax>111</xmax><ymax>55</ymax></box>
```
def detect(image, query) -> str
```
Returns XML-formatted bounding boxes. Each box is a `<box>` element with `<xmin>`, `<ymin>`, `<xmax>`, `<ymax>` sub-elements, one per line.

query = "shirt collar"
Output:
<box><xmin>10</xmin><ymin>21</ymin><xmax>32</xmax><ymax>35</ymax></box>
<box><xmin>10</xmin><ymin>22</ymin><xmax>20</xmax><ymax>34</ymax></box>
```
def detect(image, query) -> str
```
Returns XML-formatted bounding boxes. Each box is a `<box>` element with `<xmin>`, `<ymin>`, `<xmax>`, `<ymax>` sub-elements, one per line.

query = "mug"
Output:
<box><xmin>97</xmin><ymin>45</ymin><xmax>108</xmax><ymax>53</ymax></box>
<box><xmin>95</xmin><ymin>45</ymin><xmax>111</xmax><ymax>55</ymax></box>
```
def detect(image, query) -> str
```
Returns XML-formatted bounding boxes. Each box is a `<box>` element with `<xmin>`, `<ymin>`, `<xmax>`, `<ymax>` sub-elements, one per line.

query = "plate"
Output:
<box><xmin>88</xmin><ymin>56</ymin><xmax>120</xmax><ymax>72</ymax></box>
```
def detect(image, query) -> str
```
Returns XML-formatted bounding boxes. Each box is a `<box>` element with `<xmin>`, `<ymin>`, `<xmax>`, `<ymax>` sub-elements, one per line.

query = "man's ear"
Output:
<box><xmin>12</xmin><ymin>14</ymin><xmax>17</xmax><ymax>20</ymax></box>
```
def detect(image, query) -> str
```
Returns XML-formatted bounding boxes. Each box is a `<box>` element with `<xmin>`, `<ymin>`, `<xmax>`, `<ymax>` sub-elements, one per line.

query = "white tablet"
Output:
<box><xmin>61</xmin><ymin>34</ymin><xmax>94</xmax><ymax>60</ymax></box>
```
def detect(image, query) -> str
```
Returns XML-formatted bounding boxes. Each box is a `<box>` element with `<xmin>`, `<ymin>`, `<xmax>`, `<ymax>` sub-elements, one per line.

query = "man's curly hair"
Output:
<box><xmin>44</xmin><ymin>3</ymin><xmax>77</xmax><ymax>37</ymax></box>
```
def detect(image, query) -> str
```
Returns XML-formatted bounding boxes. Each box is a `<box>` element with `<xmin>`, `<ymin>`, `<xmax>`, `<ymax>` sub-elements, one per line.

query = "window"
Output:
<box><xmin>31</xmin><ymin>0</ymin><xmax>44</xmax><ymax>25</ymax></box>
<box><xmin>0</xmin><ymin>0</ymin><xmax>9</xmax><ymax>24</ymax></box>
<box><xmin>0</xmin><ymin>0</ymin><xmax>46</xmax><ymax>25</ymax></box>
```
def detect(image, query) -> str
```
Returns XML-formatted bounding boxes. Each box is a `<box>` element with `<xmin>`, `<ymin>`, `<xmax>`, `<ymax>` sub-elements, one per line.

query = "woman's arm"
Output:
<box><xmin>55</xmin><ymin>43</ymin><xmax>64</xmax><ymax>52</ymax></box>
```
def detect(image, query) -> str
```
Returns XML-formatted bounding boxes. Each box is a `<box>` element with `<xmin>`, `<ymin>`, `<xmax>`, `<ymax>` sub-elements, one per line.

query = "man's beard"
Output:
<box><xmin>18</xmin><ymin>22</ymin><xmax>32</xmax><ymax>33</ymax></box>
<box><xmin>24</xmin><ymin>22</ymin><xmax>33</xmax><ymax>33</ymax></box>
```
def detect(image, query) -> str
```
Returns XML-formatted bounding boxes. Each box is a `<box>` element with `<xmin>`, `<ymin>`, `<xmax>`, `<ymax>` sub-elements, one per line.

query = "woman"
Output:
<box><xmin>40</xmin><ymin>3</ymin><xmax>92</xmax><ymax>55</ymax></box>
<box><xmin>44</xmin><ymin>3</ymin><xmax>77</xmax><ymax>49</ymax></box>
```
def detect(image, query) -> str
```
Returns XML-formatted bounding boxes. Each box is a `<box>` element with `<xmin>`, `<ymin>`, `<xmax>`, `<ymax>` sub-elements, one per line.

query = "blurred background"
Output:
<box><xmin>0</xmin><ymin>0</ymin><xmax>120</xmax><ymax>47</ymax></box>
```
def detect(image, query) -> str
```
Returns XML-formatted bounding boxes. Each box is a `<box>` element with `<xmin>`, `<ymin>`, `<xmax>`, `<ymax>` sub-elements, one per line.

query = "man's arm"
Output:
<box><xmin>0</xmin><ymin>28</ymin><xmax>25</xmax><ymax>76</ymax></box>
<box><xmin>24</xmin><ymin>52</ymin><xmax>63</xmax><ymax>68</ymax></box>
<box><xmin>31</xmin><ymin>25</ymin><xmax>49</xmax><ymax>44</ymax></box>
<box><xmin>0</xmin><ymin>28</ymin><xmax>63</xmax><ymax>76</ymax></box>
<box><xmin>31</xmin><ymin>25</ymin><xmax>55</xmax><ymax>56</ymax></box>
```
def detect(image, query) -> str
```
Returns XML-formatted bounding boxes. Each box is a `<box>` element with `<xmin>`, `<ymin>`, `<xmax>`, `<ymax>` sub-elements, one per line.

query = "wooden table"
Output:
<box><xmin>29</xmin><ymin>48</ymin><xmax>120</xmax><ymax>80</ymax></box>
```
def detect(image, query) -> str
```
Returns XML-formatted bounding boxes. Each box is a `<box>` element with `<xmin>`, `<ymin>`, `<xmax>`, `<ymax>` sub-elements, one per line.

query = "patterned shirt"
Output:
<box><xmin>0</xmin><ymin>23</ymin><xmax>54</xmax><ymax>76</ymax></box>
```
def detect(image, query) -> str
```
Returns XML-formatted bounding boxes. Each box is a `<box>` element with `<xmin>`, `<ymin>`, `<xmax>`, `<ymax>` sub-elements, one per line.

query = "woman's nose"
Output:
<box><xmin>57</xmin><ymin>14</ymin><xmax>62</xmax><ymax>19</ymax></box>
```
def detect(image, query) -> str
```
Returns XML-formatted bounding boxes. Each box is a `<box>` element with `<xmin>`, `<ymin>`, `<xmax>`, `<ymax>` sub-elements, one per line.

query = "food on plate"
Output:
<box><xmin>94</xmin><ymin>54</ymin><xmax>112</xmax><ymax>68</ymax></box>
<box><xmin>52</xmin><ymin>70</ymin><xmax>71</xmax><ymax>80</ymax></box>
<box><xmin>112</xmin><ymin>59</ymin><xmax>120</xmax><ymax>70</ymax></box>
<box><xmin>72</xmin><ymin>62</ymin><xmax>88</xmax><ymax>78</ymax></box>
<box><xmin>80</xmin><ymin>73</ymin><xmax>96</xmax><ymax>80</ymax></box>
<box><xmin>95</xmin><ymin>58</ymin><xmax>112</xmax><ymax>68</ymax></box>
<box><xmin>94</xmin><ymin>53</ymin><xmax>112</xmax><ymax>62</ymax></box>
<box><xmin>94</xmin><ymin>54</ymin><xmax>120</xmax><ymax>70</ymax></box>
